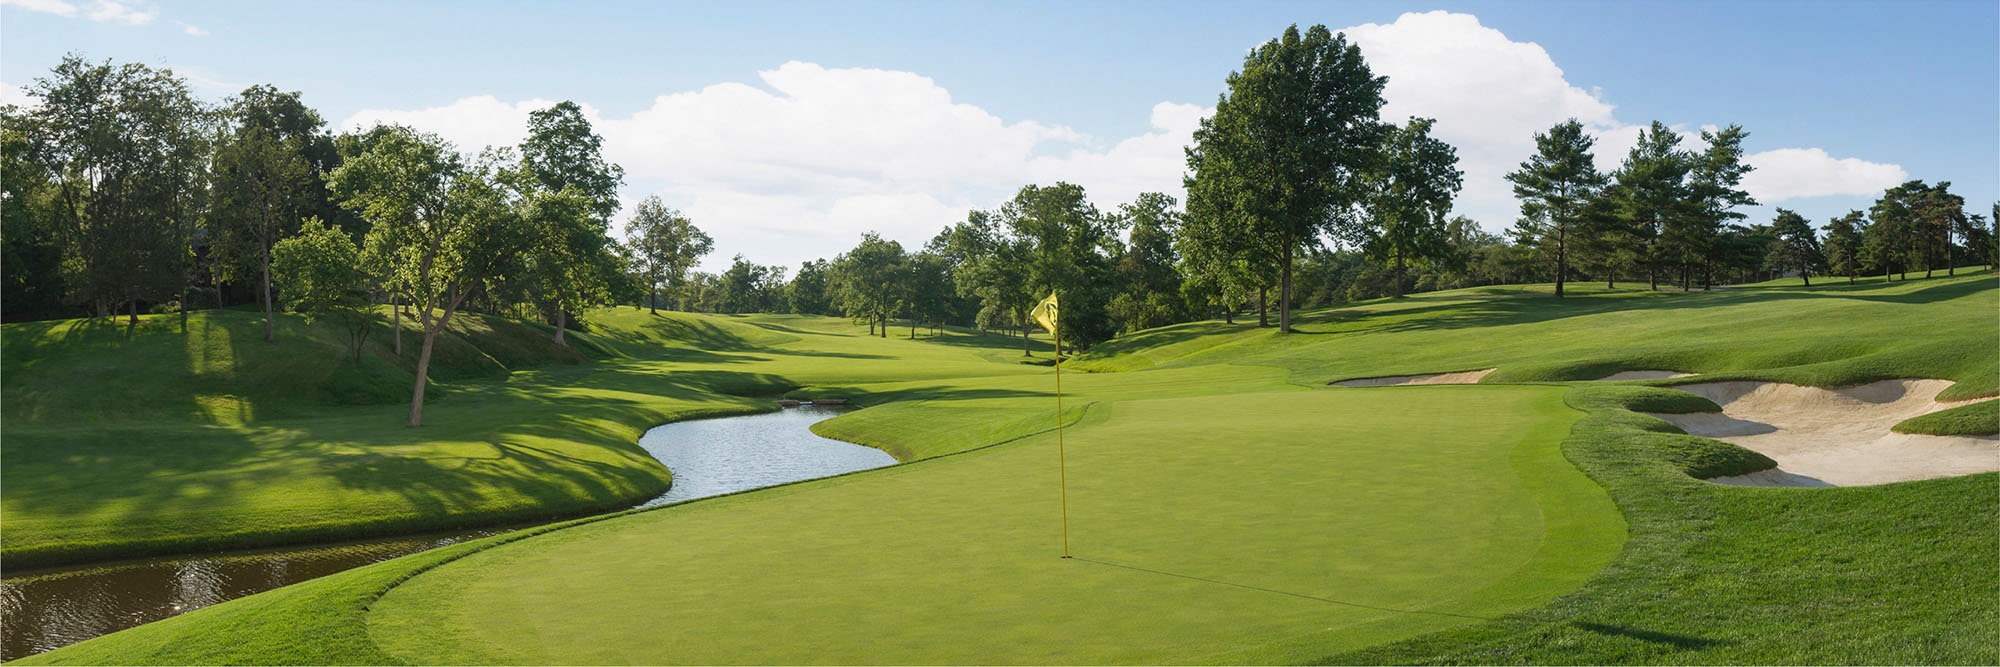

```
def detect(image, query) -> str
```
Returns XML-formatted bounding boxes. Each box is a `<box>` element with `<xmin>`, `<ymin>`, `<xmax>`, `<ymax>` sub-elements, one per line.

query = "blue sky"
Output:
<box><xmin>4</xmin><ymin>0</ymin><xmax>1993</xmax><ymax>270</ymax></box>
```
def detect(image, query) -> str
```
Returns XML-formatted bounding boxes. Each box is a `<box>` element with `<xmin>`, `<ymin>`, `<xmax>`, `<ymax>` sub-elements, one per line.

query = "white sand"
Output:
<box><xmin>1597</xmin><ymin>370</ymin><xmax>1697</xmax><ymax>381</ymax></box>
<box><xmin>1332</xmin><ymin>368</ymin><xmax>1495</xmax><ymax>387</ymax></box>
<box><xmin>1644</xmin><ymin>379</ymin><xmax>1999</xmax><ymax>487</ymax></box>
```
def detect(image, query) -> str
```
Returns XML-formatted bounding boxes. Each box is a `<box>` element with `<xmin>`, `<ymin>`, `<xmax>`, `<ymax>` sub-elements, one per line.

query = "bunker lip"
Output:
<box><xmin>1331</xmin><ymin>368</ymin><xmax>1496</xmax><ymax>387</ymax></box>
<box><xmin>1595</xmin><ymin>370</ymin><xmax>1696</xmax><ymax>381</ymax></box>
<box><xmin>1644</xmin><ymin>378</ymin><xmax>2000</xmax><ymax>487</ymax></box>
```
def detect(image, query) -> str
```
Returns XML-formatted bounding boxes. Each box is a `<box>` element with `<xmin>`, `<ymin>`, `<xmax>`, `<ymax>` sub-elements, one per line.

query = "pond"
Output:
<box><xmin>1</xmin><ymin>403</ymin><xmax>887</xmax><ymax>661</ymax></box>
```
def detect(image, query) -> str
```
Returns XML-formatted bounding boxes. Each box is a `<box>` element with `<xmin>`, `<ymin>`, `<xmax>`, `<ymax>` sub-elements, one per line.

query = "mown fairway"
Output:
<box><xmin>11</xmin><ymin>273</ymin><xmax>1998</xmax><ymax>665</ymax></box>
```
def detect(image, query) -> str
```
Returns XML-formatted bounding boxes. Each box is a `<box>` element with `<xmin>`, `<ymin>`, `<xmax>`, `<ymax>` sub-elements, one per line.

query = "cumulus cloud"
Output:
<box><xmin>341</xmin><ymin>62</ymin><xmax>1185</xmax><ymax>269</ymax></box>
<box><xmin>331</xmin><ymin>12</ymin><xmax>1905</xmax><ymax>267</ymax></box>
<box><xmin>84</xmin><ymin>0</ymin><xmax>152</xmax><ymax>24</ymax></box>
<box><xmin>175</xmin><ymin>19</ymin><xmax>205</xmax><ymax>36</ymax></box>
<box><xmin>1743</xmin><ymin>148</ymin><xmax>1908</xmax><ymax>201</ymax></box>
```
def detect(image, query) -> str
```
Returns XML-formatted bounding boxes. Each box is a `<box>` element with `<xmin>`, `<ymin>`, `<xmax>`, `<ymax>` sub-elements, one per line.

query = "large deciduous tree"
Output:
<box><xmin>1506</xmin><ymin>119</ymin><xmax>1606</xmax><ymax>298</ymax></box>
<box><xmin>515</xmin><ymin>101</ymin><xmax>624</xmax><ymax>342</ymax></box>
<box><xmin>1185</xmin><ymin>24</ymin><xmax>1386</xmax><ymax>332</ymax></box>
<box><xmin>831</xmin><ymin>232</ymin><xmax>906</xmax><ymax>337</ymax></box>
<box><xmin>622</xmin><ymin>196</ymin><xmax>712</xmax><ymax>313</ymax></box>
<box><xmin>1360</xmin><ymin>117</ymin><xmax>1462</xmax><ymax>298</ymax></box>
<box><xmin>212</xmin><ymin>85</ymin><xmax>333</xmax><ymax>341</ymax></box>
<box><xmin>327</xmin><ymin>126</ymin><xmax>535</xmax><ymax>427</ymax></box>
<box><xmin>1108</xmin><ymin>192</ymin><xmax>1187</xmax><ymax>332</ymax></box>
<box><xmin>23</xmin><ymin>56</ymin><xmax>210</xmax><ymax>323</ymax></box>
<box><xmin>998</xmin><ymin>182</ymin><xmax>1117</xmax><ymax>349</ymax></box>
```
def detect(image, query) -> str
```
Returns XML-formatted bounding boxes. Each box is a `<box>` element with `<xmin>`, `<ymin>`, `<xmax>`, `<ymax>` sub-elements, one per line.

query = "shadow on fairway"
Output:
<box><xmin>1571</xmin><ymin>621</ymin><xmax>1730</xmax><ymax>649</ymax></box>
<box><xmin>1068</xmin><ymin>556</ymin><xmax>1492</xmax><ymax>621</ymax></box>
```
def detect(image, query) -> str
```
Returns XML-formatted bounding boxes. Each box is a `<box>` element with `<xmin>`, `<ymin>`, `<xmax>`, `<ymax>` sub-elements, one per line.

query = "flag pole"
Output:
<box><xmin>1055</xmin><ymin>309</ymin><xmax>1070</xmax><ymax>559</ymax></box>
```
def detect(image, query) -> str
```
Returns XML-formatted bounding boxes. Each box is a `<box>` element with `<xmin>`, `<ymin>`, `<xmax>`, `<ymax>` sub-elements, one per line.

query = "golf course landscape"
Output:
<box><xmin>6</xmin><ymin>3</ymin><xmax>1997</xmax><ymax>665</ymax></box>
<box><xmin>7</xmin><ymin>272</ymin><xmax>1994</xmax><ymax>665</ymax></box>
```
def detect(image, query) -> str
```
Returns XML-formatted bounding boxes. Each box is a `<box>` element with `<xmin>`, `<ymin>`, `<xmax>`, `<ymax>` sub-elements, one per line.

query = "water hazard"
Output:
<box><xmin>2</xmin><ymin>403</ymin><xmax>887</xmax><ymax>661</ymax></box>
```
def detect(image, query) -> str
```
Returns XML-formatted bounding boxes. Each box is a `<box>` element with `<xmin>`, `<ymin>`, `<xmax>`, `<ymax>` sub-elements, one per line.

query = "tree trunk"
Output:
<box><xmin>1802</xmin><ymin>269</ymin><xmax>1811</xmax><ymax>287</ymax></box>
<box><xmin>1223</xmin><ymin>306</ymin><xmax>1233</xmax><ymax>325</ymax></box>
<box><xmin>1257</xmin><ymin>286</ymin><xmax>1268</xmax><ymax>327</ymax></box>
<box><xmin>393</xmin><ymin>293</ymin><xmax>403</xmax><ymax>356</ymax></box>
<box><xmin>554</xmin><ymin>308</ymin><xmax>567</xmax><ymax>346</ymax></box>
<box><xmin>1279</xmin><ymin>242</ymin><xmax>1293</xmax><ymax>332</ymax></box>
<box><xmin>908</xmin><ymin>318</ymin><xmax>915</xmax><ymax>339</ymax></box>
<box><xmin>180</xmin><ymin>286</ymin><xmax>188</xmax><ymax>333</ymax></box>
<box><xmin>1554</xmin><ymin>254</ymin><xmax>1566</xmax><ymax>298</ymax></box>
<box><xmin>1649</xmin><ymin>267</ymin><xmax>1657</xmax><ymax>291</ymax></box>
<box><xmin>409</xmin><ymin>330</ymin><xmax>438</xmax><ymax>427</ymax></box>
<box><xmin>1022</xmin><ymin>321</ymin><xmax>1031</xmax><ymax>356</ymax></box>
<box><xmin>129</xmin><ymin>299</ymin><xmax>138</xmax><ymax>326</ymax></box>
<box><xmin>261</xmin><ymin>256</ymin><xmax>275</xmax><ymax>342</ymax></box>
<box><xmin>878</xmin><ymin>314</ymin><xmax>886</xmax><ymax>338</ymax></box>
<box><xmin>648</xmin><ymin>289</ymin><xmax>656</xmax><ymax>315</ymax></box>
<box><xmin>1394</xmin><ymin>251</ymin><xmax>1407</xmax><ymax>298</ymax></box>
<box><xmin>1947</xmin><ymin>242</ymin><xmax>1955</xmax><ymax>276</ymax></box>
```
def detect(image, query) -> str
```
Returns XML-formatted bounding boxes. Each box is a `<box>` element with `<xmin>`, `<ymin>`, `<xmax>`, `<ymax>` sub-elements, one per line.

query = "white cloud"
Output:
<box><xmin>332</xmin><ymin>12</ymin><xmax>1910</xmax><ymax>267</ymax></box>
<box><xmin>1</xmin><ymin>80</ymin><xmax>38</xmax><ymax>109</ymax></box>
<box><xmin>84</xmin><ymin>0</ymin><xmax>153</xmax><ymax>25</ymax></box>
<box><xmin>0</xmin><ymin>0</ymin><xmax>77</xmax><ymax>17</ymax></box>
<box><xmin>175</xmin><ymin>19</ymin><xmax>205</xmax><ymax>36</ymax></box>
<box><xmin>1743</xmin><ymin>148</ymin><xmax>1907</xmax><ymax>202</ymax></box>
<box><xmin>340</xmin><ymin>62</ymin><xmax>1174</xmax><ymax>270</ymax></box>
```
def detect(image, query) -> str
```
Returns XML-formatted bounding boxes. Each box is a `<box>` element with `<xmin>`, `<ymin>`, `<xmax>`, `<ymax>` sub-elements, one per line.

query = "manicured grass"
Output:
<box><xmin>0</xmin><ymin>307</ymin><xmax>1044</xmax><ymax>568</ymax></box>
<box><xmin>1893</xmin><ymin>398</ymin><xmax>1999</xmax><ymax>436</ymax></box>
<box><xmin>12</xmin><ymin>272</ymin><xmax>1997</xmax><ymax>664</ymax></box>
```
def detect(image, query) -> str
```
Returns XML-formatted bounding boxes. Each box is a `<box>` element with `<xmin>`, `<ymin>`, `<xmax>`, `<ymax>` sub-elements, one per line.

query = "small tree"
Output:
<box><xmin>1823</xmin><ymin>211</ymin><xmax>1866</xmax><ymax>284</ymax></box>
<box><xmin>1766</xmin><ymin>208</ymin><xmax>1824</xmax><ymax>286</ymax></box>
<box><xmin>272</xmin><ymin>218</ymin><xmax>380</xmax><ymax>363</ymax></box>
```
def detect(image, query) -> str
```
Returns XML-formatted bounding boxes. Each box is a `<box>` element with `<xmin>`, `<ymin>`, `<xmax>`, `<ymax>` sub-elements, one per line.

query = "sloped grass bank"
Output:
<box><xmin>1332</xmin><ymin>384</ymin><xmax>1999</xmax><ymax>665</ymax></box>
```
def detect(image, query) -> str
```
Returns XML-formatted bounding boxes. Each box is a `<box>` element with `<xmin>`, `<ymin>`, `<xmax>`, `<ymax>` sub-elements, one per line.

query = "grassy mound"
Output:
<box><xmin>1892</xmin><ymin>398</ymin><xmax>1999</xmax><ymax>436</ymax></box>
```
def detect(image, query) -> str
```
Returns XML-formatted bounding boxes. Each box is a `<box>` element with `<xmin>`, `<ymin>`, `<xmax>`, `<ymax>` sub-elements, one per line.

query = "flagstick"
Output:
<box><xmin>1055</xmin><ymin>320</ymin><xmax>1070</xmax><ymax>559</ymax></box>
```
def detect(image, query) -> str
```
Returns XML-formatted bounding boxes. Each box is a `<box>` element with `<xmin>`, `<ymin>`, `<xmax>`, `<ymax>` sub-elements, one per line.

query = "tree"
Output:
<box><xmin>1608</xmin><ymin>121</ymin><xmax>1691</xmax><ymax>290</ymax></box>
<box><xmin>830</xmin><ymin>233</ymin><xmax>906</xmax><ymax>337</ymax></box>
<box><xmin>997</xmin><ymin>183</ymin><xmax>1118</xmax><ymax>349</ymax></box>
<box><xmin>1910</xmin><ymin>182</ymin><xmax>1967</xmax><ymax>277</ymax></box>
<box><xmin>1360</xmin><ymin>117</ymin><xmax>1462</xmax><ymax>298</ymax></box>
<box><xmin>211</xmin><ymin>87</ymin><xmax>331</xmax><ymax>342</ymax></box>
<box><xmin>271</xmin><ymin>217</ymin><xmax>379</xmax><ymax>363</ymax></box>
<box><xmin>622</xmin><ymin>196</ymin><xmax>712</xmax><ymax>313</ymax></box>
<box><xmin>1823</xmin><ymin>211</ymin><xmax>1866</xmax><ymax>284</ymax></box>
<box><xmin>788</xmin><ymin>259</ymin><xmax>833</xmax><ymax>315</ymax></box>
<box><xmin>902</xmin><ymin>252</ymin><xmax>952</xmax><ymax>337</ymax></box>
<box><xmin>1506</xmin><ymin>119</ymin><xmax>1607</xmax><ymax>297</ymax></box>
<box><xmin>515</xmin><ymin>101</ymin><xmax>624</xmax><ymax>341</ymax></box>
<box><xmin>1867</xmin><ymin>181</ymin><xmax>1928</xmax><ymax>280</ymax></box>
<box><xmin>23</xmin><ymin>56</ymin><xmax>210</xmax><ymax>323</ymax></box>
<box><xmin>327</xmin><ymin>126</ymin><xmax>535</xmax><ymax>427</ymax></box>
<box><xmin>1108</xmin><ymin>192</ymin><xmax>1187</xmax><ymax>332</ymax></box>
<box><xmin>0</xmin><ymin>110</ymin><xmax>67</xmax><ymax>322</ymax></box>
<box><xmin>1766</xmin><ymin>208</ymin><xmax>1823</xmax><ymax>286</ymax></box>
<box><xmin>1682</xmin><ymin>125</ymin><xmax>1757</xmax><ymax>289</ymax></box>
<box><xmin>1185</xmin><ymin>24</ymin><xmax>1386</xmax><ymax>332</ymax></box>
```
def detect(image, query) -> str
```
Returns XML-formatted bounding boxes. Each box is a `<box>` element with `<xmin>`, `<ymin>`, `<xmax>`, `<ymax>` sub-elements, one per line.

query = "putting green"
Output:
<box><xmin>365</xmin><ymin>386</ymin><xmax>1622</xmax><ymax>664</ymax></box>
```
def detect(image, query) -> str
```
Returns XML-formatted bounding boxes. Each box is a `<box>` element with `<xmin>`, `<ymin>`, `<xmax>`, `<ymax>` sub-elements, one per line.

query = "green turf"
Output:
<box><xmin>1893</xmin><ymin>398</ymin><xmax>1999</xmax><ymax>436</ymax></box>
<box><xmin>0</xmin><ymin>307</ymin><xmax>1046</xmax><ymax>567</ymax></box>
<box><xmin>11</xmin><ymin>271</ymin><xmax>1998</xmax><ymax>665</ymax></box>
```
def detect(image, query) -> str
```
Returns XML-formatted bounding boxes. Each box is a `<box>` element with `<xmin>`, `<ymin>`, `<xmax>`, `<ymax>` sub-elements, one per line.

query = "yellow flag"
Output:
<box><xmin>1030</xmin><ymin>292</ymin><xmax>1059</xmax><ymax>335</ymax></box>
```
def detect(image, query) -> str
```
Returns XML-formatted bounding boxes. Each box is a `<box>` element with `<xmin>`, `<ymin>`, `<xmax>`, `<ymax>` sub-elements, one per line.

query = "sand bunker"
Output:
<box><xmin>1597</xmin><ymin>370</ymin><xmax>1697</xmax><ymax>381</ymax></box>
<box><xmin>1645</xmin><ymin>379</ymin><xmax>1998</xmax><ymax>487</ymax></box>
<box><xmin>1332</xmin><ymin>368</ymin><xmax>1495</xmax><ymax>387</ymax></box>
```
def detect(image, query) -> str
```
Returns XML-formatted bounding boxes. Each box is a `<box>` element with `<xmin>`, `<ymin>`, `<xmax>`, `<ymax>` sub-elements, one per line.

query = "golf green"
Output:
<box><xmin>363</xmin><ymin>386</ymin><xmax>1621</xmax><ymax>664</ymax></box>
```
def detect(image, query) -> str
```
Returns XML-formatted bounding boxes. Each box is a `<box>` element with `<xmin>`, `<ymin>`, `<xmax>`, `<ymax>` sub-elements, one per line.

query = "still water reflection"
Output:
<box><xmin>2</xmin><ymin>403</ymin><xmax>884</xmax><ymax>661</ymax></box>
